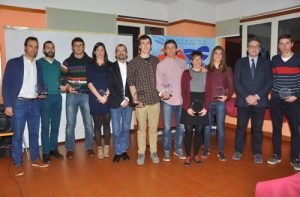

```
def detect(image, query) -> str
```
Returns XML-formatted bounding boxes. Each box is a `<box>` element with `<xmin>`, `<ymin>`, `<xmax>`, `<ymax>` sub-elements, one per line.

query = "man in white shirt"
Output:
<box><xmin>3</xmin><ymin>37</ymin><xmax>49</xmax><ymax>177</ymax></box>
<box><xmin>108</xmin><ymin>44</ymin><xmax>133</xmax><ymax>163</ymax></box>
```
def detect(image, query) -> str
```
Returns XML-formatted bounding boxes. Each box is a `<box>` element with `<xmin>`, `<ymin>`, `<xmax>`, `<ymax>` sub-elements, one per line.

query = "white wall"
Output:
<box><xmin>0</xmin><ymin>0</ymin><xmax>168</xmax><ymax>21</ymax></box>
<box><xmin>0</xmin><ymin>0</ymin><xmax>299</xmax><ymax>23</ymax></box>
<box><xmin>167</xmin><ymin>0</ymin><xmax>186</xmax><ymax>22</ymax></box>
<box><xmin>168</xmin><ymin>0</ymin><xmax>216</xmax><ymax>23</ymax></box>
<box><xmin>215</xmin><ymin>0</ymin><xmax>300</xmax><ymax>21</ymax></box>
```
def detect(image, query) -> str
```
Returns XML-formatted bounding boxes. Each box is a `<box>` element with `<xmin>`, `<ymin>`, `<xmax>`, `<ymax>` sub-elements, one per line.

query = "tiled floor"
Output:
<box><xmin>0</xmin><ymin>127</ymin><xmax>297</xmax><ymax>197</ymax></box>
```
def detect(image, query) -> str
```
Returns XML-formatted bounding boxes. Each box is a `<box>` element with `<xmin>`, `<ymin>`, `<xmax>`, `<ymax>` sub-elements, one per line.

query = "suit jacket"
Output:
<box><xmin>2</xmin><ymin>55</ymin><xmax>44</xmax><ymax>108</ymax></box>
<box><xmin>108</xmin><ymin>61</ymin><xmax>133</xmax><ymax>108</ymax></box>
<box><xmin>234</xmin><ymin>56</ymin><xmax>272</xmax><ymax>108</ymax></box>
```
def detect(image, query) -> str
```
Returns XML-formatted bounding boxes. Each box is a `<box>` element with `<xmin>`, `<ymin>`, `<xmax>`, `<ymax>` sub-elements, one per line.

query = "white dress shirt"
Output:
<box><xmin>18</xmin><ymin>55</ymin><xmax>37</xmax><ymax>98</ymax></box>
<box><xmin>118</xmin><ymin>61</ymin><xmax>127</xmax><ymax>93</ymax></box>
<box><xmin>118</xmin><ymin>61</ymin><xmax>129</xmax><ymax>104</ymax></box>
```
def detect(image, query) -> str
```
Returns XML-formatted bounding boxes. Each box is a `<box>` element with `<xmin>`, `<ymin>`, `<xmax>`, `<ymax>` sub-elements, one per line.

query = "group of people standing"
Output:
<box><xmin>2</xmin><ymin>33</ymin><xmax>300</xmax><ymax>177</ymax></box>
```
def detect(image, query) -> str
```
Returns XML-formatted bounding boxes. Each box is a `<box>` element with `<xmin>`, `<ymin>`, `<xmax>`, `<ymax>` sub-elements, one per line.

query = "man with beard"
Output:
<box><xmin>3</xmin><ymin>37</ymin><xmax>49</xmax><ymax>176</ymax></box>
<box><xmin>108</xmin><ymin>44</ymin><xmax>133</xmax><ymax>163</ymax></box>
<box><xmin>37</xmin><ymin>41</ymin><xmax>65</xmax><ymax>163</ymax></box>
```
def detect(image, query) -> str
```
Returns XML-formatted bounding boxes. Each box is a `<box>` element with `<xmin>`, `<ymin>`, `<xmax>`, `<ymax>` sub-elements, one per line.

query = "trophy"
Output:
<box><xmin>97</xmin><ymin>88</ymin><xmax>108</xmax><ymax>97</ymax></box>
<box><xmin>57</xmin><ymin>78</ymin><xmax>64</xmax><ymax>92</ymax></box>
<box><xmin>279</xmin><ymin>88</ymin><xmax>292</xmax><ymax>100</ymax></box>
<box><xmin>72</xmin><ymin>80</ymin><xmax>81</xmax><ymax>93</ymax></box>
<box><xmin>163</xmin><ymin>84</ymin><xmax>173</xmax><ymax>98</ymax></box>
<box><xmin>214</xmin><ymin>86</ymin><xmax>226</xmax><ymax>99</ymax></box>
<box><xmin>191</xmin><ymin>99</ymin><xmax>203</xmax><ymax>115</ymax></box>
<box><xmin>134</xmin><ymin>90</ymin><xmax>145</xmax><ymax>107</ymax></box>
<box><xmin>36</xmin><ymin>83</ymin><xmax>48</xmax><ymax>99</ymax></box>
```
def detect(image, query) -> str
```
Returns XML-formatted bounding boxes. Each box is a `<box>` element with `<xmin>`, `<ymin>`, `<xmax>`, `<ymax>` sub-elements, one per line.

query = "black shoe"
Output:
<box><xmin>49</xmin><ymin>149</ymin><xmax>63</xmax><ymax>159</ymax></box>
<box><xmin>122</xmin><ymin>152</ymin><xmax>130</xmax><ymax>161</ymax></box>
<box><xmin>43</xmin><ymin>154</ymin><xmax>51</xmax><ymax>163</ymax></box>
<box><xmin>113</xmin><ymin>155</ymin><xmax>121</xmax><ymax>163</ymax></box>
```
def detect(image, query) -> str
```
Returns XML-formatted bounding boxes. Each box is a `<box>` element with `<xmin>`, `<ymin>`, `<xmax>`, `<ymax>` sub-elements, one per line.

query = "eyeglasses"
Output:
<box><xmin>73</xmin><ymin>44</ymin><xmax>84</xmax><ymax>48</ymax></box>
<box><xmin>248</xmin><ymin>45</ymin><xmax>260</xmax><ymax>49</ymax></box>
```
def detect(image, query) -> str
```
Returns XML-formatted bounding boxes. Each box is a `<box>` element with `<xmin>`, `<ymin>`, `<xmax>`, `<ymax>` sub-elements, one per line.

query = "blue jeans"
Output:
<box><xmin>65</xmin><ymin>94</ymin><xmax>93</xmax><ymax>151</ymax></box>
<box><xmin>39</xmin><ymin>94</ymin><xmax>62</xmax><ymax>154</ymax></box>
<box><xmin>12</xmin><ymin>99</ymin><xmax>40</xmax><ymax>166</ymax></box>
<box><xmin>204</xmin><ymin>102</ymin><xmax>226</xmax><ymax>152</ymax></box>
<box><xmin>162</xmin><ymin>101</ymin><xmax>184</xmax><ymax>152</ymax></box>
<box><xmin>110</xmin><ymin>107</ymin><xmax>133</xmax><ymax>155</ymax></box>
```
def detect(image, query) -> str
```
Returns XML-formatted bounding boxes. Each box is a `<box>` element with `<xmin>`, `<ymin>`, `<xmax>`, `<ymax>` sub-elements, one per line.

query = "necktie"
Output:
<box><xmin>251</xmin><ymin>59</ymin><xmax>255</xmax><ymax>79</ymax></box>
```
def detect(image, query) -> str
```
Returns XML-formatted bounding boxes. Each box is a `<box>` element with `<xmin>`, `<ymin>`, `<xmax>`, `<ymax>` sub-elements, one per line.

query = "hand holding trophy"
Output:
<box><xmin>279</xmin><ymin>87</ymin><xmax>292</xmax><ymax>100</ymax></box>
<box><xmin>96</xmin><ymin>88</ymin><xmax>109</xmax><ymax>104</ymax></box>
<box><xmin>161</xmin><ymin>84</ymin><xmax>173</xmax><ymax>100</ymax></box>
<box><xmin>214</xmin><ymin>86</ymin><xmax>226</xmax><ymax>99</ymax></box>
<box><xmin>190</xmin><ymin>99</ymin><xmax>203</xmax><ymax>116</ymax></box>
<box><xmin>133</xmin><ymin>90</ymin><xmax>145</xmax><ymax>108</ymax></box>
<box><xmin>36</xmin><ymin>83</ymin><xmax>48</xmax><ymax>99</ymax></box>
<box><xmin>71</xmin><ymin>80</ymin><xmax>81</xmax><ymax>94</ymax></box>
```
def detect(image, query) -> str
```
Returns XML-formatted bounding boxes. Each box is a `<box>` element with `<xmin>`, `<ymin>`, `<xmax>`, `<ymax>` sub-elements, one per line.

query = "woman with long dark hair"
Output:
<box><xmin>86</xmin><ymin>42</ymin><xmax>112</xmax><ymax>159</ymax></box>
<box><xmin>202</xmin><ymin>46</ymin><xmax>233</xmax><ymax>161</ymax></box>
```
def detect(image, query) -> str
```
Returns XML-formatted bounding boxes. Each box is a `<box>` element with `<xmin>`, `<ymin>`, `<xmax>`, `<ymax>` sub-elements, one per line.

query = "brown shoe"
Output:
<box><xmin>32</xmin><ymin>160</ymin><xmax>49</xmax><ymax>168</ymax></box>
<box><xmin>14</xmin><ymin>165</ymin><xmax>24</xmax><ymax>177</ymax></box>
<box><xmin>87</xmin><ymin>149</ymin><xmax>95</xmax><ymax>157</ymax></box>
<box><xmin>66</xmin><ymin>151</ymin><xmax>74</xmax><ymax>160</ymax></box>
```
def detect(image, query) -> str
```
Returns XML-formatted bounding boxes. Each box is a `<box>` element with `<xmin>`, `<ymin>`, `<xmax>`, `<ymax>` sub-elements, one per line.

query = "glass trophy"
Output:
<box><xmin>72</xmin><ymin>80</ymin><xmax>81</xmax><ymax>93</ymax></box>
<box><xmin>163</xmin><ymin>84</ymin><xmax>173</xmax><ymax>99</ymax></box>
<box><xmin>279</xmin><ymin>88</ymin><xmax>292</xmax><ymax>100</ymax></box>
<box><xmin>159</xmin><ymin>84</ymin><xmax>173</xmax><ymax>100</ymax></box>
<box><xmin>97</xmin><ymin>88</ymin><xmax>108</xmax><ymax>97</ymax></box>
<box><xmin>191</xmin><ymin>99</ymin><xmax>203</xmax><ymax>115</ymax></box>
<box><xmin>36</xmin><ymin>83</ymin><xmax>48</xmax><ymax>99</ymax></box>
<box><xmin>214</xmin><ymin>86</ymin><xmax>226</xmax><ymax>99</ymax></box>
<box><xmin>134</xmin><ymin>90</ymin><xmax>145</xmax><ymax>107</ymax></box>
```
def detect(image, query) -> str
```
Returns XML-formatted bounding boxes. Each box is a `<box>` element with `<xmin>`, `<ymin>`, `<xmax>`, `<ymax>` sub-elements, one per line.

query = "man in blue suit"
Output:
<box><xmin>232</xmin><ymin>37</ymin><xmax>272</xmax><ymax>164</ymax></box>
<box><xmin>3</xmin><ymin>37</ymin><xmax>49</xmax><ymax>177</ymax></box>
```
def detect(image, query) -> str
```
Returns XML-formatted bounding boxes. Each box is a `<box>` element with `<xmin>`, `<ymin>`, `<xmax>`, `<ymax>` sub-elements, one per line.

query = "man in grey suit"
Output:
<box><xmin>232</xmin><ymin>37</ymin><xmax>272</xmax><ymax>164</ymax></box>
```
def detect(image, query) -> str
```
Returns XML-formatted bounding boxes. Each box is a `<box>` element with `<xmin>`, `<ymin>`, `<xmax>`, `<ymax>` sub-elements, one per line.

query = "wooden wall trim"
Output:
<box><xmin>168</xmin><ymin>19</ymin><xmax>215</xmax><ymax>27</ymax></box>
<box><xmin>0</xmin><ymin>5</ymin><xmax>45</xmax><ymax>14</ymax></box>
<box><xmin>241</xmin><ymin>7</ymin><xmax>300</xmax><ymax>23</ymax></box>
<box><xmin>116</xmin><ymin>17</ymin><xmax>168</xmax><ymax>27</ymax></box>
<box><xmin>117</xmin><ymin>17</ymin><xmax>215</xmax><ymax>27</ymax></box>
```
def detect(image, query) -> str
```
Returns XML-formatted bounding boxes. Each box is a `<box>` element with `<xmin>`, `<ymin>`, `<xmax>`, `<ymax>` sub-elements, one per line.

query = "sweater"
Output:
<box><xmin>62</xmin><ymin>53</ymin><xmax>93</xmax><ymax>94</ymax></box>
<box><xmin>271</xmin><ymin>53</ymin><xmax>300</xmax><ymax>98</ymax></box>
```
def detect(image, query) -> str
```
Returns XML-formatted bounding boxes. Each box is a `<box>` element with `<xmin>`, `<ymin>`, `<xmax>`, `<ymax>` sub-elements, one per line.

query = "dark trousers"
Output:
<box><xmin>92</xmin><ymin>113</ymin><xmax>111</xmax><ymax>146</ymax></box>
<box><xmin>184</xmin><ymin>125</ymin><xmax>203</xmax><ymax>157</ymax></box>
<box><xmin>234</xmin><ymin>106</ymin><xmax>266</xmax><ymax>155</ymax></box>
<box><xmin>270</xmin><ymin>96</ymin><xmax>300</xmax><ymax>161</ymax></box>
<box><xmin>40</xmin><ymin>94</ymin><xmax>62</xmax><ymax>154</ymax></box>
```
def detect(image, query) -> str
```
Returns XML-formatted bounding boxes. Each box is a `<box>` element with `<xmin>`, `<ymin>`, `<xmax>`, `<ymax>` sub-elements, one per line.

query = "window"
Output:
<box><xmin>247</xmin><ymin>23</ymin><xmax>271</xmax><ymax>59</ymax></box>
<box><xmin>278</xmin><ymin>17</ymin><xmax>300</xmax><ymax>54</ymax></box>
<box><xmin>118</xmin><ymin>25</ymin><xmax>140</xmax><ymax>58</ymax></box>
<box><xmin>145</xmin><ymin>26</ymin><xmax>164</xmax><ymax>35</ymax></box>
<box><xmin>241</xmin><ymin>12</ymin><xmax>300</xmax><ymax>58</ymax></box>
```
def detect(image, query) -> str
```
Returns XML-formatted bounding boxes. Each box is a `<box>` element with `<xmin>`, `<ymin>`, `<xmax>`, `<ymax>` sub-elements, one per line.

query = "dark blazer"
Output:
<box><xmin>108</xmin><ymin>61</ymin><xmax>133</xmax><ymax>108</ymax></box>
<box><xmin>234</xmin><ymin>56</ymin><xmax>272</xmax><ymax>108</ymax></box>
<box><xmin>2</xmin><ymin>55</ymin><xmax>44</xmax><ymax>108</ymax></box>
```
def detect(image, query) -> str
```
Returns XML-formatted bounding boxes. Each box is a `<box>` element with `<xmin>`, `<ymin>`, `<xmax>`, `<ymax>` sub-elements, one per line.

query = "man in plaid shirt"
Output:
<box><xmin>128</xmin><ymin>35</ymin><xmax>160</xmax><ymax>165</ymax></box>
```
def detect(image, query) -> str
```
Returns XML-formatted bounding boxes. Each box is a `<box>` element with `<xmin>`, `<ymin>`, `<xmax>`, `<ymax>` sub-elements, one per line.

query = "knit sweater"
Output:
<box><xmin>37</xmin><ymin>57</ymin><xmax>61</xmax><ymax>95</ymax></box>
<box><xmin>204</xmin><ymin>67</ymin><xmax>234</xmax><ymax>110</ymax></box>
<box><xmin>271</xmin><ymin>53</ymin><xmax>300</xmax><ymax>98</ymax></box>
<box><xmin>62</xmin><ymin>53</ymin><xmax>93</xmax><ymax>94</ymax></box>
